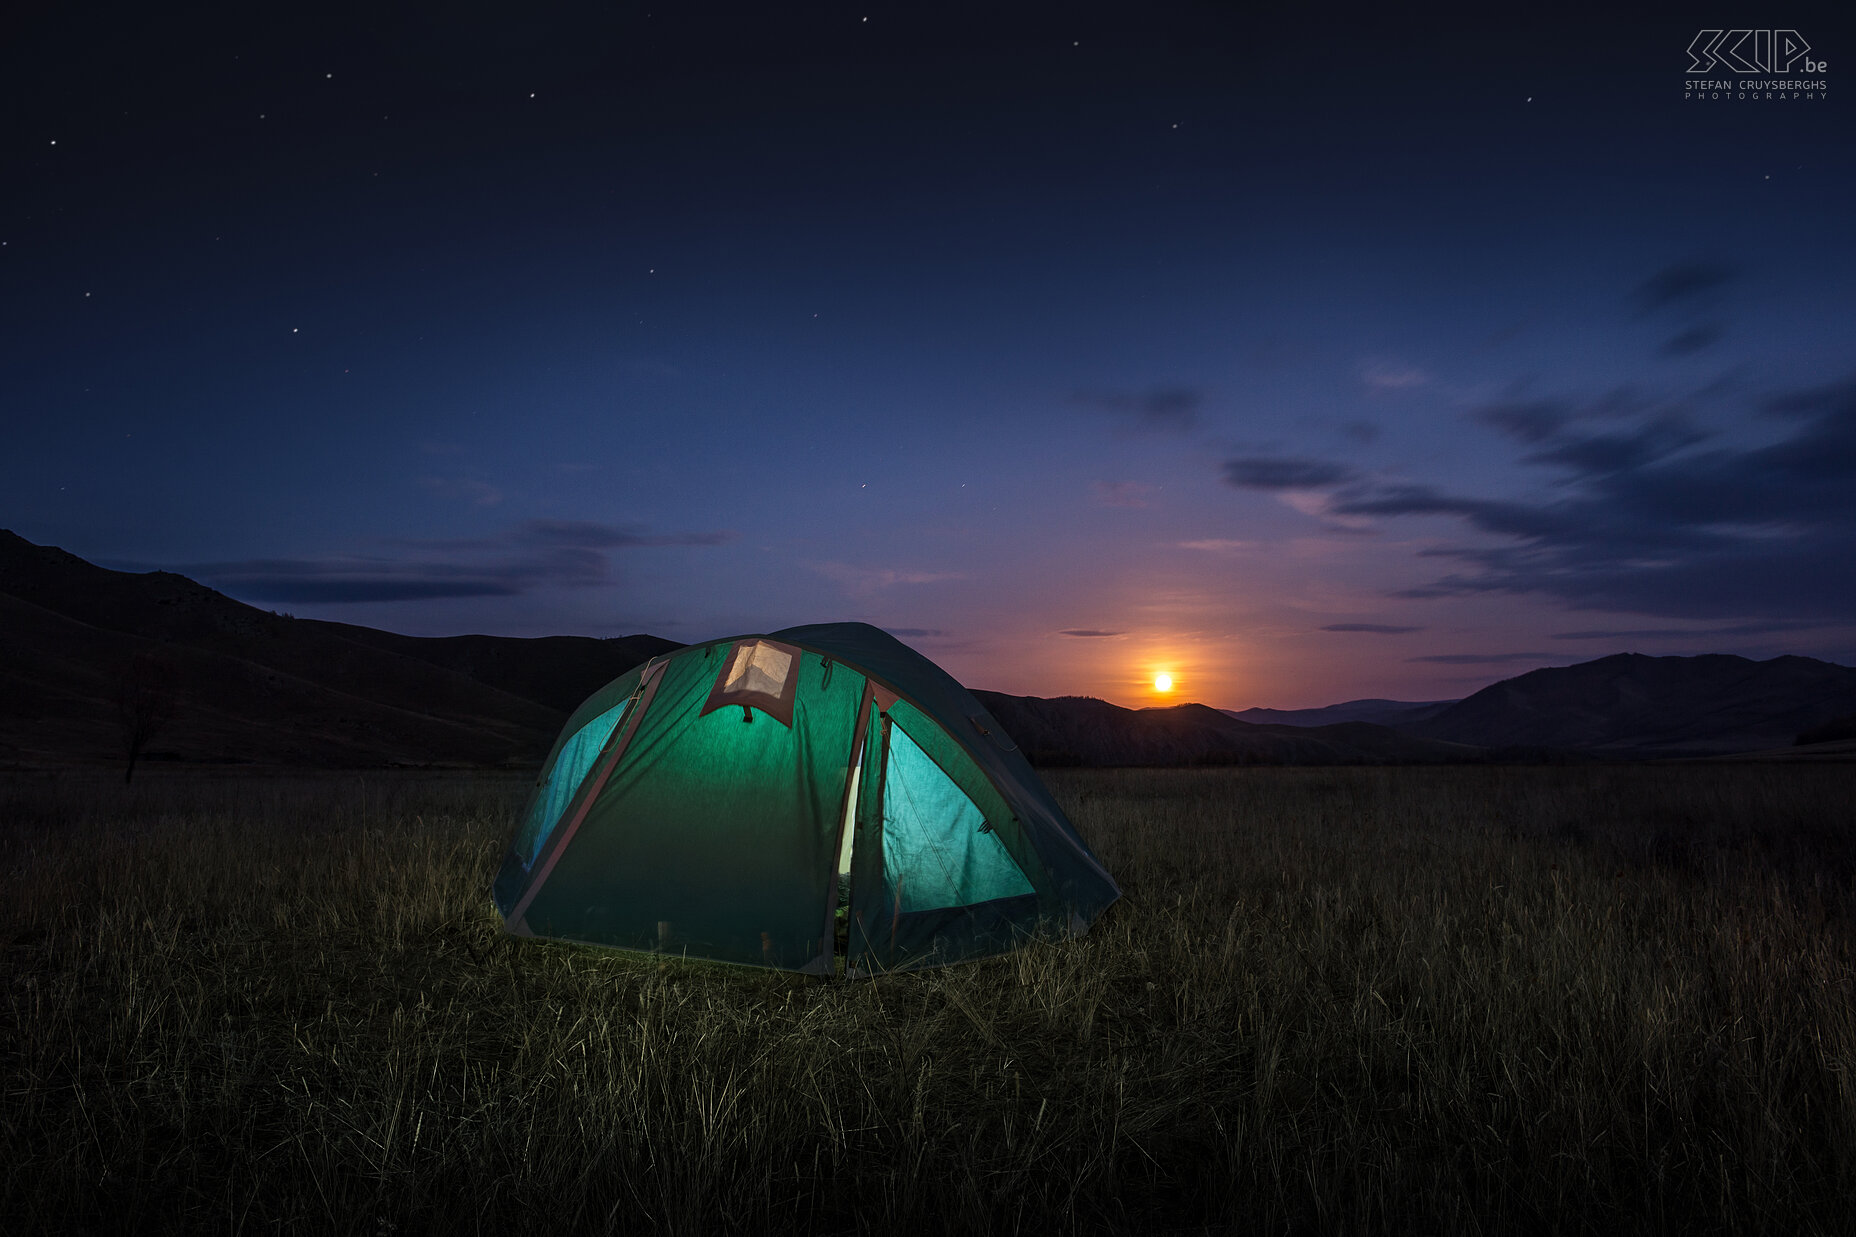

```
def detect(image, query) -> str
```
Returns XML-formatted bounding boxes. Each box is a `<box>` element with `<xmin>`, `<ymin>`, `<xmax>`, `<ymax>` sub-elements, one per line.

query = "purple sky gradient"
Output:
<box><xmin>5</xmin><ymin>4</ymin><xmax>1853</xmax><ymax>707</ymax></box>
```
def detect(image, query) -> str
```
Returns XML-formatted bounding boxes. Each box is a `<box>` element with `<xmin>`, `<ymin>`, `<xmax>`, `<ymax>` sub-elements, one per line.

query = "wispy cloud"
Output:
<box><xmin>1660</xmin><ymin>323</ymin><xmax>1725</xmax><ymax>356</ymax></box>
<box><xmin>1178</xmin><ymin>539</ymin><xmax>1257</xmax><ymax>552</ymax></box>
<box><xmin>1312</xmin><ymin>375</ymin><xmax>1856</xmax><ymax>621</ymax></box>
<box><xmin>1363</xmin><ymin>362</ymin><xmax>1427</xmax><ymax>391</ymax></box>
<box><xmin>1408</xmin><ymin>653</ymin><xmax>1563</xmax><ymax>665</ymax></box>
<box><xmin>806</xmin><ymin>562</ymin><xmax>965</xmax><ymax>598</ymax></box>
<box><xmin>1321</xmin><ymin>623</ymin><xmax>1423</xmax><ymax>634</ymax></box>
<box><xmin>1058</xmin><ymin>628</ymin><xmax>1123</xmax><ymax>638</ymax></box>
<box><xmin>1092</xmin><ymin>480</ymin><xmax>1154</xmax><ymax>508</ymax></box>
<box><xmin>1075</xmin><ymin>386</ymin><xmax>1203</xmax><ymax>435</ymax></box>
<box><xmin>1634</xmin><ymin>261</ymin><xmax>1737</xmax><ymax>357</ymax></box>
<box><xmin>1552</xmin><ymin>620</ymin><xmax>1829</xmax><ymax>640</ymax></box>
<box><xmin>181</xmin><ymin>553</ymin><xmax>593</xmax><ymax>603</ymax></box>
<box><xmin>1221</xmin><ymin>457</ymin><xmax>1358</xmax><ymax>490</ymax></box>
<box><xmin>516</xmin><ymin>519</ymin><xmax>733</xmax><ymax>548</ymax></box>
<box><xmin>419</xmin><ymin>476</ymin><xmax>503</xmax><ymax>507</ymax></box>
<box><xmin>1634</xmin><ymin>261</ymin><xmax>1737</xmax><ymax>312</ymax></box>
<box><xmin>180</xmin><ymin>518</ymin><xmax>732</xmax><ymax>604</ymax></box>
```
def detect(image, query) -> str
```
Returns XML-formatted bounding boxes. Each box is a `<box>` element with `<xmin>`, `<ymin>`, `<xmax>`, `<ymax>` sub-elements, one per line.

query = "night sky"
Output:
<box><xmin>6</xmin><ymin>4</ymin><xmax>1853</xmax><ymax>709</ymax></box>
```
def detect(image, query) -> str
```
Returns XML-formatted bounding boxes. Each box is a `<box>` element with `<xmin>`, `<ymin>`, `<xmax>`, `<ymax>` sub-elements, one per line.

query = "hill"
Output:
<box><xmin>11</xmin><ymin>531</ymin><xmax>1848</xmax><ymax>769</ymax></box>
<box><xmin>973</xmin><ymin>692</ymin><xmax>1479</xmax><ymax>767</ymax></box>
<box><xmin>1223</xmin><ymin>698</ymin><xmax>1459</xmax><ymax>728</ymax></box>
<box><xmin>1405</xmin><ymin>653</ymin><xmax>1856</xmax><ymax>755</ymax></box>
<box><xmin>0</xmin><ymin>530</ymin><xmax>678</xmax><ymax>770</ymax></box>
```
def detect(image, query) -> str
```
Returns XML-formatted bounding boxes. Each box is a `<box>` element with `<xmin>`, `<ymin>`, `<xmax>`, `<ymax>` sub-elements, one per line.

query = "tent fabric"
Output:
<box><xmin>492</xmin><ymin>622</ymin><xmax>1120</xmax><ymax>974</ymax></box>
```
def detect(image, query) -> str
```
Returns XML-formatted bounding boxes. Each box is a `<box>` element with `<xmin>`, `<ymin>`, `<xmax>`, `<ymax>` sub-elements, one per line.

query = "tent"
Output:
<box><xmin>492</xmin><ymin>622</ymin><xmax>1119</xmax><ymax>975</ymax></box>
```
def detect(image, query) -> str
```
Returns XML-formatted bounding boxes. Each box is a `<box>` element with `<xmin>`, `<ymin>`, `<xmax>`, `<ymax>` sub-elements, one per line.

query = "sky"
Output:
<box><xmin>5</xmin><ymin>3</ymin><xmax>1853</xmax><ymax>709</ymax></box>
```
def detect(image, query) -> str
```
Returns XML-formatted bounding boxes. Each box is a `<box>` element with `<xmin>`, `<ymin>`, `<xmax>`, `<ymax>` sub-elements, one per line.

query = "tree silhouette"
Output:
<box><xmin>116</xmin><ymin>651</ymin><xmax>180</xmax><ymax>783</ymax></box>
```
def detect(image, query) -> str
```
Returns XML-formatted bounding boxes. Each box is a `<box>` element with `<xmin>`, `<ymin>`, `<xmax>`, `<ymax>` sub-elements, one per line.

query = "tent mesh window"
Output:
<box><xmin>513</xmin><ymin>698</ymin><xmax>630</xmax><ymax>868</ymax></box>
<box><xmin>700</xmin><ymin>638</ymin><xmax>801</xmax><ymax>726</ymax></box>
<box><xmin>881</xmin><ymin>722</ymin><xmax>1033</xmax><ymax>912</ymax></box>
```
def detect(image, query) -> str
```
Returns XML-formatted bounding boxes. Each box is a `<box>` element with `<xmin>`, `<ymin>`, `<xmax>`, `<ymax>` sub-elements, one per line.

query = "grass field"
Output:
<box><xmin>3</xmin><ymin>764</ymin><xmax>1854</xmax><ymax>1235</ymax></box>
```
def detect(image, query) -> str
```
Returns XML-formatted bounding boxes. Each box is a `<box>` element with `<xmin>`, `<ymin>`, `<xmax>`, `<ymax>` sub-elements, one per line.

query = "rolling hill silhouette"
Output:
<box><xmin>4</xmin><ymin>531</ymin><xmax>1851</xmax><ymax>769</ymax></box>
<box><xmin>974</xmin><ymin>693</ymin><xmax>1478</xmax><ymax>766</ymax></box>
<box><xmin>0</xmin><ymin>530</ymin><xmax>677</xmax><ymax>769</ymax></box>
<box><xmin>1402</xmin><ymin>653</ymin><xmax>1856</xmax><ymax>755</ymax></box>
<box><xmin>1222</xmin><ymin>699</ymin><xmax>1459</xmax><ymax>728</ymax></box>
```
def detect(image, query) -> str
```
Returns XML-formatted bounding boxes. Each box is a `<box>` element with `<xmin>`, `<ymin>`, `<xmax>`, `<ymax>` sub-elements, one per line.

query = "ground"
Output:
<box><xmin>3</xmin><ymin>765</ymin><xmax>1854</xmax><ymax>1235</ymax></box>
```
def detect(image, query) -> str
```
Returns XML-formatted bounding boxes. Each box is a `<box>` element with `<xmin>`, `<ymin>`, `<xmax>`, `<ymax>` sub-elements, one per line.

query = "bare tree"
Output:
<box><xmin>116</xmin><ymin>651</ymin><xmax>180</xmax><ymax>783</ymax></box>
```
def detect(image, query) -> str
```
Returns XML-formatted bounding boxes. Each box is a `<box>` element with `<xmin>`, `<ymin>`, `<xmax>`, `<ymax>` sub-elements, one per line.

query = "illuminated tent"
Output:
<box><xmin>492</xmin><ymin>622</ymin><xmax>1119</xmax><ymax>974</ymax></box>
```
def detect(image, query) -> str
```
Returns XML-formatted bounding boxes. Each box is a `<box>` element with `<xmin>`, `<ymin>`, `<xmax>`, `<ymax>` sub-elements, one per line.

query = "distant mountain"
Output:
<box><xmin>1223</xmin><ymin>698</ymin><xmax>1460</xmax><ymax>728</ymax></box>
<box><xmin>1405</xmin><ymin>653</ymin><xmax>1856</xmax><ymax>755</ymax></box>
<box><xmin>972</xmin><ymin>692</ymin><xmax>1480</xmax><ymax>767</ymax></box>
<box><xmin>0</xmin><ymin>530</ymin><xmax>678</xmax><ymax>770</ymax></box>
<box><xmin>299</xmin><ymin>622</ymin><xmax>680</xmax><ymax>714</ymax></box>
<box><xmin>12</xmin><ymin>532</ymin><xmax>1849</xmax><ymax>770</ymax></box>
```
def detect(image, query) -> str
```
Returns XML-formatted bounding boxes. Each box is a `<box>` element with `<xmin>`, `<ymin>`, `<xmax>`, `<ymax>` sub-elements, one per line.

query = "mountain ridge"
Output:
<box><xmin>1403</xmin><ymin>652</ymin><xmax>1856</xmax><ymax>755</ymax></box>
<box><xmin>4</xmin><ymin>530</ymin><xmax>1851</xmax><ymax>769</ymax></box>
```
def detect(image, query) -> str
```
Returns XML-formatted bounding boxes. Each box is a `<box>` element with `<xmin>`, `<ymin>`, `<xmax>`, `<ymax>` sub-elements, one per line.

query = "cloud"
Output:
<box><xmin>419</xmin><ymin>476</ymin><xmax>503</xmax><ymax>507</ymax></box>
<box><xmin>806</xmin><ymin>562</ymin><xmax>965</xmax><ymax>597</ymax></box>
<box><xmin>183</xmin><ymin>552</ymin><xmax>599</xmax><ymax>603</ymax></box>
<box><xmin>1321</xmin><ymin>374</ymin><xmax>1856</xmax><ymax>621</ymax></box>
<box><xmin>516</xmin><ymin>519</ymin><xmax>734</xmax><ymax>548</ymax></box>
<box><xmin>1552</xmin><ymin>620</ymin><xmax>1829</xmax><ymax>640</ymax></box>
<box><xmin>1635</xmin><ymin>261</ymin><xmax>1737</xmax><ymax>312</ymax></box>
<box><xmin>1076</xmin><ymin>386</ymin><xmax>1203</xmax><ymax>434</ymax></box>
<box><xmin>1408</xmin><ymin>653</ymin><xmax>1562</xmax><ymax>664</ymax></box>
<box><xmin>1058</xmin><ymin>628</ymin><xmax>1122</xmax><ymax>638</ymax></box>
<box><xmin>214</xmin><ymin>575</ymin><xmax>522</xmax><ymax>603</ymax></box>
<box><xmin>1363</xmin><ymin>363</ymin><xmax>1427</xmax><ymax>391</ymax></box>
<box><xmin>1660</xmin><ymin>323</ymin><xmax>1726</xmax><ymax>356</ymax></box>
<box><xmin>1321</xmin><ymin>623</ymin><xmax>1422</xmax><ymax>634</ymax></box>
<box><xmin>181</xmin><ymin>518</ymin><xmax>731</xmax><ymax>605</ymax></box>
<box><xmin>1179</xmin><ymin>539</ymin><xmax>1256</xmax><ymax>552</ymax></box>
<box><xmin>1517</xmin><ymin>414</ymin><xmax>1708</xmax><ymax>477</ymax></box>
<box><xmin>1473</xmin><ymin>400</ymin><xmax>1572</xmax><ymax>444</ymax></box>
<box><xmin>1092</xmin><ymin>480</ymin><xmax>1153</xmax><ymax>508</ymax></box>
<box><xmin>1221</xmin><ymin>457</ymin><xmax>1358</xmax><ymax>490</ymax></box>
<box><xmin>1342</xmin><ymin>421</ymin><xmax>1381</xmax><ymax>444</ymax></box>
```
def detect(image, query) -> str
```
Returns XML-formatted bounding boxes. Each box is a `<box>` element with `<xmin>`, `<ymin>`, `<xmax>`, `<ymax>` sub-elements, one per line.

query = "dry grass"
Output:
<box><xmin>3</xmin><ymin>764</ymin><xmax>1854</xmax><ymax>1235</ymax></box>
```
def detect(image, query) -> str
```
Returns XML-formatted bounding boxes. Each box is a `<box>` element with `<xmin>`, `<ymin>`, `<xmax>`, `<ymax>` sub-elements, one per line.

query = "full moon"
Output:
<box><xmin>1153</xmin><ymin>673</ymin><xmax>1173</xmax><ymax>692</ymax></box>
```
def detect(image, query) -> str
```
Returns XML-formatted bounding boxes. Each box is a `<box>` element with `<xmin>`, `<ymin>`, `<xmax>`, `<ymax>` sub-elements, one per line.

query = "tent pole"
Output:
<box><xmin>821</xmin><ymin>681</ymin><xmax>875</xmax><ymax>972</ymax></box>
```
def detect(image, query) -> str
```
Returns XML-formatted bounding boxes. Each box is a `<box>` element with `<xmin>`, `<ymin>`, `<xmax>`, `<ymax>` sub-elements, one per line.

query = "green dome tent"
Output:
<box><xmin>492</xmin><ymin>622</ymin><xmax>1119</xmax><ymax>975</ymax></box>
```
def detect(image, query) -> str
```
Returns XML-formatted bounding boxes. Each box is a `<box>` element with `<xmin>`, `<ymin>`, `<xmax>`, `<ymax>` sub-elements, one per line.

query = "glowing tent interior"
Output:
<box><xmin>492</xmin><ymin>622</ymin><xmax>1120</xmax><ymax>975</ymax></box>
